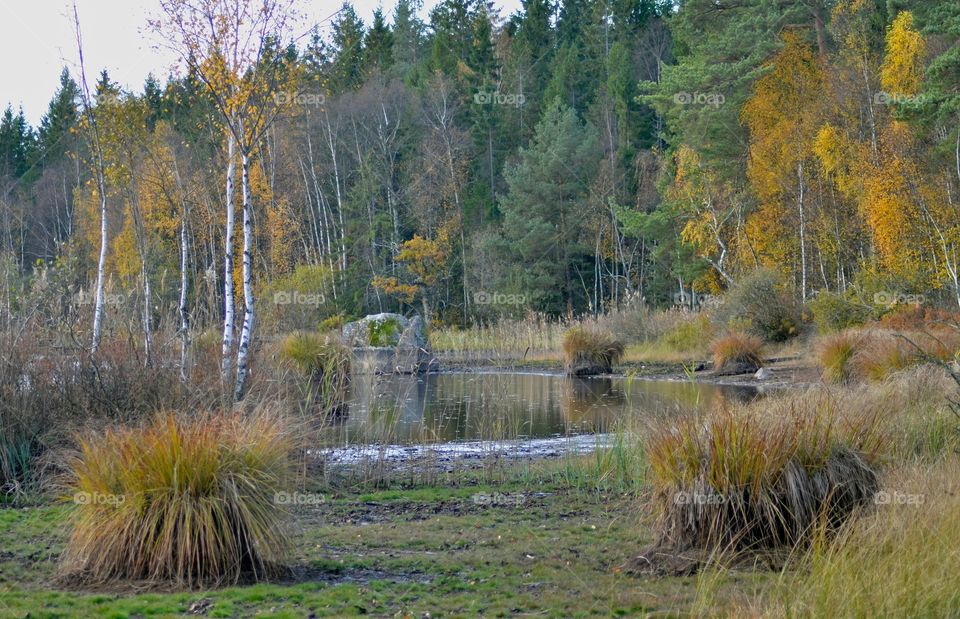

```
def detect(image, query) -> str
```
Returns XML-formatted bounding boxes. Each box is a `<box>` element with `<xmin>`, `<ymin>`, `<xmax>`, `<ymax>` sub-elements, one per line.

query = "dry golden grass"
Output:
<box><xmin>711</xmin><ymin>333</ymin><xmax>764</xmax><ymax>373</ymax></box>
<box><xmin>646</xmin><ymin>389</ymin><xmax>886</xmax><ymax>553</ymax></box>
<box><xmin>562</xmin><ymin>326</ymin><xmax>625</xmax><ymax>374</ymax></box>
<box><xmin>817</xmin><ymin>331</ymin><xmax>860</xmax><ymax>383</ymax></box>
<box><xmin>767</xmin><ymin>456</ymin><xmax>960</xmax><ymax>617</ymax></box>
<box><xmin>58</xmin><ymin>410</ymin><xmax>297</xmax><ymax>587</ymax></box>
<box><xmin>815</xmin><ymin>327</ymin><xmax>960</xmax><ymax>384</ymax></box>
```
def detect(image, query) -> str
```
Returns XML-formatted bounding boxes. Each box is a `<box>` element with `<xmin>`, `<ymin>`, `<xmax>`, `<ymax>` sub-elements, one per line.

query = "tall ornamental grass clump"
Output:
<box><xmin>562</xmin><ymin>326</ymin><xmax>625</xmax><ymax>376</ymax></box>
<box><xmin>58</xmin><ymin>410</ymin><xmax>296</xmax><ymax>587</ymax></box>
<box><xmin>645</xmin><ymin>392</ymin><xmax>885</xmax><ymax>553</ymax></box>
<box><xmin>817</xmin><ymin>331</ymin><xmax>860</xmax><ymax>384</ymax></box>
<box><xmin>710</xmin><ymin>332</ymin><xmax>764</xmax><ymax>374</ymax></box>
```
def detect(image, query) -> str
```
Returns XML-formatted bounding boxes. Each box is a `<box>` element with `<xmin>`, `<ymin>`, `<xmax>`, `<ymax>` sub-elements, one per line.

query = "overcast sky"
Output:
<box><xmin>0</xmin><ymin>0</ymin><xmax>522</xmax><ymax>126</ymax></box>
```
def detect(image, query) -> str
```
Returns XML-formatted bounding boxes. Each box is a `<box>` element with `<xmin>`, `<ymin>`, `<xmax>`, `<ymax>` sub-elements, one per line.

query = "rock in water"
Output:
<box><xmin>342</xmin><ymin>313</ymin><xmax>437</xmax><ymax>374</ymax></box>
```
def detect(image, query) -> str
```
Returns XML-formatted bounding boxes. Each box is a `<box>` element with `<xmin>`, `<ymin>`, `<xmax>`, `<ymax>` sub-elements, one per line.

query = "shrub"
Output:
<box><xmin>808</xmin><ymin>290</ymin><xmax>873</xmax><ymax>333</ymax></box>
<box><xmin>855</xmin><ymin>334</ymin><xmax>924</xmax><ymax>382</ymax></box>
<box><xmin>817</xmin><ymin>331</ymin><xmax>861</xmax><ymax>384</ymax></box>
<box><xmin>716</xmin><ymin>269</ymin><xmax>804</xmax><ymax>342</ymax></box>
<box><xmin>562</xmin><ymin>326</ymin><xmax>625</xmax><ymax>375</ymax></box>
<box><xmin>0</xmin><ymin>326</ymin><xmax>215</xmax><ymax>500</ymax></box>
<box><xmin>58</xmin><ymin>411</ymin><xmax>296</xmax><ymax>587</ymax></box>
<box><xmin>645</xmin><ymin>393</ymin><xmax>884</xmax><ymax>553</ymax></box>
<box><xmin>877</xmin><ymin>304</ymin><xmax>960</xmax><ymax>332</ymax></box>
<box><xmin>710</xmin><ymin>332</ymin><xmax>764</xmax><ymax>373</ymax></box>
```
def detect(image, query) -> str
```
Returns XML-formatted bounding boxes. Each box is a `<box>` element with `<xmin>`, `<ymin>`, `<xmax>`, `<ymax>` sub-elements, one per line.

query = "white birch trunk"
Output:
<box><xmin>222</xmin><ymin>133</ymin><xmax>236</xmax><ymax>379</ymax></box>
<box><xmin>91</xmin><ymin>175</ymin><xmax>107</xmax><ymax>353</ymax></box>
<box><xmin>234</xmin><ymin>150</ymin><xmax>255</xmax><ymax>400</ymax></box>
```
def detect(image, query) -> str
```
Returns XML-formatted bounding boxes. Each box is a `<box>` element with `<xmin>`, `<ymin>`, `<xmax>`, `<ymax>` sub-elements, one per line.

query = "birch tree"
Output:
<box><xmin>72</xmin><ymin>4</ymin><xmax>109</xmax><ymax>353</ymax></box>
<box><xmin>152</xmin><ymin>0</ymin><xmax>301</xmax><ymax>398</ymax></box>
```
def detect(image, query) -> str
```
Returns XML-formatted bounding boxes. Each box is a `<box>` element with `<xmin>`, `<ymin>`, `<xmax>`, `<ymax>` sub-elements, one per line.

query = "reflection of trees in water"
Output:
<box><xmin>432</xmin><ymin>373</ymin><xmax>562</xmax><ymax>441</ymax></box>
<box><xmin>335</xmin><ymin>373</ymin><xmax>430</xmax><ymax>443</ymax></box>
<box><xmin>323</xmin><ymin>372</ymin><xmax>764</xmax><ymax>446</ymax></box>
<box><xmin>562</xmin><ymin>378</ymin><xmax>624</xmax><ymax>432</ymax></box>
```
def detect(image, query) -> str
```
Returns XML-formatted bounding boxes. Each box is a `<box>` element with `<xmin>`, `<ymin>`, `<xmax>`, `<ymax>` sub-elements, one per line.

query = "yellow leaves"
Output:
<box><xmin>881</xmin><ymin>12</ymin><xmax>925</xmax><ymax>97</ymax></box>
<box><xmin>813</xmin><ymin>125</ymin><xmax>843</xmax><ymax>174</ymax></box>
<box><xmin>812</xmin><ymin>124</ymin><xmax>865</xmax><ymax>197</ymax></box>
<box><xmin>371</xmin><ymin>276</ymin><xmax>418</xmax><ymax>304</ymax></box>
<box><xmin>267</xmin><ymin>197</ymin><xmax>297</xmax><ymax>275</ymax></box>
<box><xmin>861</xmin><ymin>157</ymin><xmax>922</xmax><ymax>274</ymax></box>
<box><xmin>113</xmin><ymin>204</ymin><xmax>142</xmax><ymax>282</ymax></box>
<box><xmin>742</xmin><ymin>33</ymin><xmax>825</xmax><ymax>203</ymax></box>
<box><xmin>372</xmin><ymin>235</ymin><xmax>449</xmax><ymax>304</ymax></box>
<box><xmin>396</xmin><ymin>235</ymin><xmax>448</xmax><ymax>288</ymax></box>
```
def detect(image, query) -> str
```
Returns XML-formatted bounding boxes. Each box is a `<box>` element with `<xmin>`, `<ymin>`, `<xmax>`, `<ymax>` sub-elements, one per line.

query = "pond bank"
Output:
<box><xmin>435</xmin><ymin>354</ymin><xmax>820</xmax><ymax>389</ymax></box>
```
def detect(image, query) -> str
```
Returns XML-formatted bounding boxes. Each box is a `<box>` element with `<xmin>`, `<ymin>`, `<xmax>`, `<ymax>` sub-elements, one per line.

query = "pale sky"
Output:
<box><xmin>0</xmin><ymin>0</ymin><xmax>522</xmax><ymax>126</ymax></box>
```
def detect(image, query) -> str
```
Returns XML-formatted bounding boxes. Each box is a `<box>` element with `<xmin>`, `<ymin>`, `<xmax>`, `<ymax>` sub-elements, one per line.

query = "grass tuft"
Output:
<box><xmin>646</xmin><ymin>392</ymin><xmax>885</xmax><ymax>553</ymax></box>
<box><xmin>772</xmin><ymin>459</ymin><xmax>960</xmax><ymax>617</ymax></box>
<box><xmin>817</xmin><ymin>331</ymin><xmax>859</xmax><ymax>384</ymax></box>
<box><xmin>58</xmin><ymin>410</ymin><xmax>296</xmax><ymax>587</ymax></box>
<box><xmin>562</xmin><ymin>326</ymin><xmax>625</xmax><ymax>375</ymax></box>
<box><xmin>710</xmin><ymin>333</ymin><xmax>764</xmax><ymax>374</ymax></box>
<box><xmin>280</xmin><ymin>331</ymin><xmax>351</xmax><ymax>390</ymax></box>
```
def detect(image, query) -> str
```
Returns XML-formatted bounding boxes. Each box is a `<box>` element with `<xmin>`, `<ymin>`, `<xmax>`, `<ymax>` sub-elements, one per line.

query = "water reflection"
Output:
<box><xmin>320</xmin><ymin>371</ymin><xmax>760</xmax><ymax>447</ymax></box>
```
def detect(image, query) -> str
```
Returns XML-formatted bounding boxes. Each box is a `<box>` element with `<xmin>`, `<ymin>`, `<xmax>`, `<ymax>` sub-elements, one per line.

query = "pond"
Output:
<box><xmin>319</xmin><ymin>371</ymin><xmax>761</xmax><ymax>448</ymax></box>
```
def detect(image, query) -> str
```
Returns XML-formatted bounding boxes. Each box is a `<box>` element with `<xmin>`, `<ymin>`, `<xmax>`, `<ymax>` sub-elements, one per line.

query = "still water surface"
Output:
<box><xmin>320</xmin><ymin>371</ymin><xmax>759</xmax><ymax>447</ymax></box>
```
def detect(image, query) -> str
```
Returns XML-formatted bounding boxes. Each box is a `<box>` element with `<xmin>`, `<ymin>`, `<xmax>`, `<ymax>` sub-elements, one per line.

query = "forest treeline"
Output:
<box><xmin>1</xmin><ymin>0</ymin><xmax>958</xmax><ymax>336</ymax></box>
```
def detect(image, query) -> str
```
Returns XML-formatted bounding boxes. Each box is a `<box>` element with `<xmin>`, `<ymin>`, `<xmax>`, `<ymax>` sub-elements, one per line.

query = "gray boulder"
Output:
<box><xmin>342</xmin><ymin>313</ymin><xmax>437</xmax><ymax>374</ymax></box>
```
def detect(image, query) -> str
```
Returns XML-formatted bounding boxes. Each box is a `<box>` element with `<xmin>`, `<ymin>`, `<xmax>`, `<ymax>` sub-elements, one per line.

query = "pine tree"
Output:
<box><xmin>38</xmin><ymin>67</ymin><xmax>80</xmax><ymax>162</ymax></box>
<box><xmin>498</xmin><ymin>100</ymin><xmax>602</xmax><ymax>313</ymax></box>
<box><xmin>330</xmin><ymin>3</ymin><xmax>366</xmax><ymax>91</ymax></box>
<box><xmin>364</xmin><ymin>8</ymin><xmax>394</xmax><ymax>74</ymax></box>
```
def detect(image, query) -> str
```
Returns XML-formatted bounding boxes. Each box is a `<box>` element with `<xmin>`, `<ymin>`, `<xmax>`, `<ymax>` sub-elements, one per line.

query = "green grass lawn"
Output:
<box><xmin>0</xmin><ymin>474</ymin><xmax>772</xmax><ymax>618</ymax></box>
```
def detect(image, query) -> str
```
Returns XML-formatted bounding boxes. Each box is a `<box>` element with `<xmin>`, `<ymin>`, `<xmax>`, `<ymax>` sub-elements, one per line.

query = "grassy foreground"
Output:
<box><xmin>0</xmin><ymin>477</ymin><xmax>744</xmax><ymax>618</ymax></box>
<box><xmin>1</xmin><ymin>366</ymin><xmax>958</xmax><ymax>618</ymax></box>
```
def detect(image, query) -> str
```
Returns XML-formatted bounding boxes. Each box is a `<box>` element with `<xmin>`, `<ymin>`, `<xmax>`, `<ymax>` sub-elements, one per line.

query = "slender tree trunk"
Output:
<box><xmin>91</xmin><ymin>175</ymin><xmax>108</xmax><ymax>353</ymax></box>
<box><xmin>234</xmin><ymin>149</ymin><xmax>255</xmax><ymax>400</ymax></box>
<box><xmin>172</xmin><ymin>157</ymin><xmax>191</xmax><ymax>381</ymax></box>
<box><xmin>222</xmin><ymin>133</ymin><xmax>236</xmax><ymax>379</ymax></box>
<box><xmin>130</xmin><ymin>190</ymin><xmax>153</xmax><ymax>367</ymax></box>
<box><xmin>323</xmin><ymin>109</ymin><xmax>348</xmax><ymax>271</ymax></box>
<box><xmin>73</xmin><ymin>7</ymin><xmax>108</xmax><ymax>354</ymax></box>
<box><xmin>798</xmin><ymin>161</ymin><xmax>808</xmax><ymax>301</ymax></box>
<box><xmin>179</xmin><ymin>208</ymin><xmax>191</xmax><ymax>381</ymax></box>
